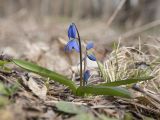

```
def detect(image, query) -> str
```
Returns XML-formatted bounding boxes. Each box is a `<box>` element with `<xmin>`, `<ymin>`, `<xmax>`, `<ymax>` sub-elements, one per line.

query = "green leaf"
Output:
<box><xmin>76</xmin><ymin>85</ymin><xmax>132</xmax><ymax>98</ymax></box>
<box><xmin>5</xmin><ymin>84</ymin><xmax>19</xmax><ymax>96</ymax></box>
<box><xmin>0</xmin><ymin>83</ymin><xmax>8</xmax><ymax>96</ymax></box>
<box><xmin>0</xmin><ymin>82</ymin><xmax>18</xmax><ymax>96</ymax></box>
<box><xmin>74</xmin><ymin>113</ymin><xmax>95</xmax><ymax>120</ymax></box>
<box><xmin>13</xmin><ymin>59</ymin><xmax>77</xmax><ymax>93</ymax></box>
<box><xmin>98</xmin><ymin>76</ymin><xmax>153</xmax><ymax>86</ymax></box>
<box><xmin>56</xmin><ymin>101</ymin><xmax>87</xmax><ymax>114</ymax></box>
<box><xmin>0</xmin><ymin>60</ymin><xmax>9</xmax><ymax>67</ymax></box>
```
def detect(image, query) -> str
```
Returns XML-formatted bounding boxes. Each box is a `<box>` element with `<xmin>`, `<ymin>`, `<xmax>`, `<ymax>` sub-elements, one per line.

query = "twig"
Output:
<box><xmin>118</xmin><ymin>100</ymin><xmax>160</xmax><ymax>115</ymax></box>
<box><xmin>44</xmin><ymin>100</ymin><xmax>87</xmax><ymax>106</ymax></box>
<box><xmin>106</xmin><ymin>0</ymin><xmax>126</xmax><ymax>27</ymax></box>
<box><xmin>0</xmin><ymin>69</ymin><xmax>12</xmax><ymax>76</ymax></box>
<box><xmin>121</xmin><ymin>20</ymin><xmax>160</xmax><ymax>39</ymax></box>
<box><xmin>91</xmin><ymin>105</ymin><xmax>126</xmax><ymax>109</ymax></box>
<box><xmin>132</xmin><ymin>84</ymin><xmax>160</xmax><ymax>104</ymax></box>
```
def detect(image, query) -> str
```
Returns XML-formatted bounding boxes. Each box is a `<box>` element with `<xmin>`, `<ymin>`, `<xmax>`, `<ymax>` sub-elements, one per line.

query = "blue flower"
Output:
<box><xmin>86</xmin><ymin>41</ymin><xmax>96</xmax><ymax>61</ymax></box>
<box><xmin>83</xmin><ymin>70</ymin><xmax>90</xmax><ymax>82</ymax></box>
<box><xmin>64</xmin><ymin>40</ymin><xmax>79</xmax><ymax>52</ymax></box>
<box><xmin>68</xmin><ymin>23</ymin><xmax>76</xmax><ymax>39</ymax></box>
<box><xmin>86</xmin><ymin>41</ymin><xmax>94</xmax><ymax>50</ymax></box>
<box><xmin>87</xmin><ymin>53</ymin><xmax>96</xmax><ymax>61</ymax></box>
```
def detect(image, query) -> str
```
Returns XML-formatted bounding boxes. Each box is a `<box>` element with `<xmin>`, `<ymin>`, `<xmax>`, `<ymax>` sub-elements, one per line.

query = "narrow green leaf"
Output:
<box><xmin>98</xmin><ymin>76</ymin><xmax>153</xmax><ymax>86</ymax></box>
<box><xmin>13</xmin><ymin>59</ymin><xmax>77</xmax><ymax>93</ymax></box>
<box><xmin>76</xmin><ymin>85</ymin><xmax>132</xmax><ymax>98</ymax></box>
<box><xmin>56</xmin><ymin>101</ymin><xmax>87</xmax><ymax>114</ymax></box>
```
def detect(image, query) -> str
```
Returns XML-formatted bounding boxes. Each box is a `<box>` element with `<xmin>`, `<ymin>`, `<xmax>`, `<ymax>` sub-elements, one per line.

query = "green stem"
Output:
<box><xmin>73</xmin><ymin>23</ymin><xmax>83</xmax><ymax>86</ymax></box>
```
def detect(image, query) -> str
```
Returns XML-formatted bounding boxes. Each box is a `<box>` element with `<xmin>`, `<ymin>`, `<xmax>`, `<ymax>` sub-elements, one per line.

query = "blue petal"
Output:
<box><xmin>86</xmin><ymin>41</ymin><xmax>94</xmax><ymax>50</ymax></box>
<box><xmin>83</xmin><ymin>70</ymin><xmax>90</xmax><ymax>82</ymax></box>
<box><xmin>68</xmin><ymin>24</ymin><xmax>76</xmax><ymax>39</ymax></box>
<box><xmin>87</xmin><ymin>54</ymin><xmax>96</xmax><ymax>61</ymax></box>
<box><xmin>64</xmin><ymin>40</ymin><xmax>79</xmax><ymax>52</ymax></box>
<box><xmin>64</xmin><ymin>45</ymin><xmax>68</xmax><ymax>52</ymax></box>
<box><xmin>72</xmin><ymin>40</ymin><xmax>80</xmax><ymax>52</ymax></box>
<box><xmin>64</xmin><ymin>41</ymin><xmax>72</xmax><ymax>52</ymax></box>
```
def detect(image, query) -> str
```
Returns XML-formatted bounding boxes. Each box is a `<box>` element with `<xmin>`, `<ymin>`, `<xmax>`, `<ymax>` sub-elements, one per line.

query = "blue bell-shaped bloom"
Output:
<box><xmin>64</xmin><ymin>40</ymin><xmax>79</xmax><ymax>52</ymax></box>
<box><xmin>87</xmin><ymin>53</ymin><xmax>96</xmax><ymax>61</ymax></box>
<box><xmin>68</xmin><ymin>23</ymin><xmax>76</xmax><ymax>39</ymax></box>
<box><xmin>86</xmin><ymin>41</ymin><xmax>94</xmax><ymax>50</ymax></box>
<box><xmin>86</xmin><ymin>41</ymin><xmax>96</xmax><ymax>61</ymax></box>
<box><xmin>83</xmin><ymin>70</ymin><xmax>90</xmax><ymax>82</ymax></box>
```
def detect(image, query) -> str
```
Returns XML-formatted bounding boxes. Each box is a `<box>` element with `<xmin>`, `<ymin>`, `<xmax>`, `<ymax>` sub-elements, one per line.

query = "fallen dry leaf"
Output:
<box><xmin>28</xmin><ymin>77</ymin><xmax>47</xmax><ymax>100</ymax></box>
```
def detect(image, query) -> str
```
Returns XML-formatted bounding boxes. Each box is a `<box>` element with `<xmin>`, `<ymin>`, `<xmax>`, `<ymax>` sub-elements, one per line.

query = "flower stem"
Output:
<box><xmin>83</xmin><ymin>49</ymin><xmax>87</xmax><ymax>86</ymax></box>
<box><xmin>73</xmin><ymin>23</ymin><xmax>83</xmax><ymax>86</ymax></box>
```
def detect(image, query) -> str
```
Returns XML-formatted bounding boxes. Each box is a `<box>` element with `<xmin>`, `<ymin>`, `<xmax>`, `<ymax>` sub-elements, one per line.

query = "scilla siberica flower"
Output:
<box><xmin>64</xmin><ymin>23</ymin><xmax>96</xmax><ymax>86</ymax></box>
<box><xmin>86</xmin><ymin>41</ymin><xmax>96</xmax><ymax>61</ymax></box>
<box><xmin>83</xmin><ymin>70</ymin><xmax>90</xmax><ymax>84</ymax></box>
<box><xmin>64</xmin><ymin>23</ymin><xmax>80</xmax><ymax>52</ymax></box>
